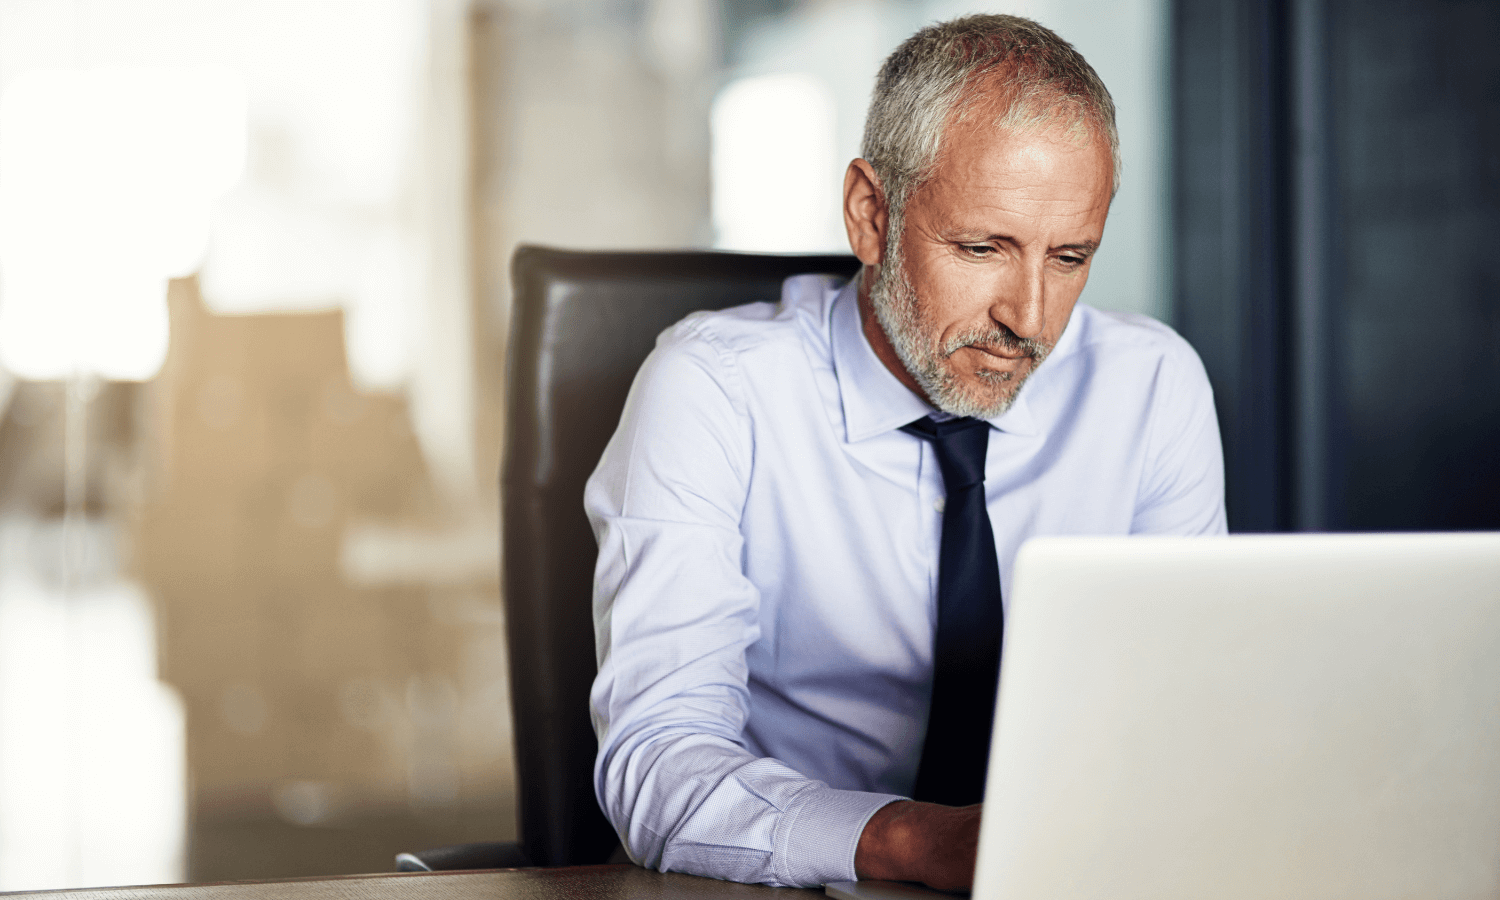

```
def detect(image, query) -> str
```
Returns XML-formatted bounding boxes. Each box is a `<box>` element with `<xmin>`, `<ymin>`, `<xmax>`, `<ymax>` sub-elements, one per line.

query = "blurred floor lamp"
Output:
<box><xmin>0</xmin><ymin>67</ymin><xmax>244</xmax><ymax>889</ymax></box>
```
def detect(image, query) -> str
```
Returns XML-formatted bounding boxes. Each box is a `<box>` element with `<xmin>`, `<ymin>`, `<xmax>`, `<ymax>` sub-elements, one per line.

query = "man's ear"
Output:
<box><xmin>843</xmin><ymin>158</ymin><xmax>888</xmax><ymax>267</ymax></box>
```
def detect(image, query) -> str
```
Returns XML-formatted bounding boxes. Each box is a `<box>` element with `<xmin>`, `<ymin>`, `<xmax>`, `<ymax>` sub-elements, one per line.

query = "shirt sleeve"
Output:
<box><xmin>585</xmin><ymin>320</ymin><xmax>900</xmax><ymax>887</ymax></box>
<box><xmin>1130</xmin><ymin>337</ymin><xmax>1229</xmax><ymax>535</ymax></box>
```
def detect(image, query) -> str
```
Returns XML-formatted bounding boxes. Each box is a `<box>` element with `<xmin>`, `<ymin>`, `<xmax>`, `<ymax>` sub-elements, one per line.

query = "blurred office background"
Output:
<box><xmin>0</xmin><ymin>0</ymin><xmax>1492</xmax><ymax>890</ymax></box>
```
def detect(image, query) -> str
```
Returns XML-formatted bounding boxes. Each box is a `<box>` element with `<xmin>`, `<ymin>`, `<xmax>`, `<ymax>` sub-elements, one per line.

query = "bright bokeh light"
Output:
<box><xmin>0</xmin><ymin>66</ymin><xmax>246</xmax><ymax>381</ymax></box>
<box><xmin>0</xmin><ymin>519</ymin><xmax>186</xmax><ymax>891</ymax></box>
<box><xmin>195</xmin><ymin>0</ymin><xmax>429</xmax><ymax>394</ymax></box>
<box><xmin>711</xmin><ymin>73</ymin><xmax>841</xmax><ymax>252</ymax></box>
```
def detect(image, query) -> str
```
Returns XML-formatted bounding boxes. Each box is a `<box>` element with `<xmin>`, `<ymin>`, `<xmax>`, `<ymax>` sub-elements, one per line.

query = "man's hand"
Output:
<box><xmin>854</xmin><ymin>800</ymin><xmax>982</xmax><ymax>891</ymax></box>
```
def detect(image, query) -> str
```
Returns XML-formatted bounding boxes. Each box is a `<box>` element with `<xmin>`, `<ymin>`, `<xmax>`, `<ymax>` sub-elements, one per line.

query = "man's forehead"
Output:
<box><xmin>931</xmin><ymin>120</ymin><xmax>1111</xmax><ymax>192</ymax></box>
<box><xmin>903</xmin><ymin>123</ymin><xmax>1113</xmax><ymax>244</ymax></box>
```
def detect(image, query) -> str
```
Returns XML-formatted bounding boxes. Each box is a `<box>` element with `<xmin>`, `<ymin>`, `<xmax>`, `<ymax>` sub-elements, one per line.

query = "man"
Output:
<box><xmin>585</xmin><ymin>14</ymin><xmax>1225</xmax><ymax>891</ymax></box>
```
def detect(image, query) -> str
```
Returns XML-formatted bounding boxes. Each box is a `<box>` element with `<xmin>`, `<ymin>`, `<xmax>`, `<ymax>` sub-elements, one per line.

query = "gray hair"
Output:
<box><xmin>860</xmin><ymin>14</ymin><xmax>1120</xmax><ymax>219</ymax></box>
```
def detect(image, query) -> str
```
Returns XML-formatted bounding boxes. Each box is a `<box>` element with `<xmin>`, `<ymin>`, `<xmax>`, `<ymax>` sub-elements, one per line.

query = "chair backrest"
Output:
<box><xmin>501</xmin><ymin>245</ymin><xmax>861</xmax><ymax>866</ymax></box>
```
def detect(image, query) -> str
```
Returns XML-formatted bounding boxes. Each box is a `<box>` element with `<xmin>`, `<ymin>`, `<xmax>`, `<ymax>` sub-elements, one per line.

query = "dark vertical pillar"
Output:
<box><xmin>1288</xmin><ymin>0</ymin><xmax>1339</xmax><ymax>530</ymax></box>
<box><xmin>1172</xmin><ymin>0</ymin><xmax>1292</xmax><ymax>532</ymax></box>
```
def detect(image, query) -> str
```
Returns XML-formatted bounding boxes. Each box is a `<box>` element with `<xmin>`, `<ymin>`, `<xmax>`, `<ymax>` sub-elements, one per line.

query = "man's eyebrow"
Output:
<box><xmin>947</xmin><ymin>234</ymin><xmax>1101</xmax><ymax>254</ymax></box>
<box><xmin>1057</xmin><ymin>240</ymin><xmax>1101</xmax><ymax>254</ymax></box>
<box><xmin>949</xmin><ymin>231</ymin><xmax>1021</xmax><ymax>244</ymax></box>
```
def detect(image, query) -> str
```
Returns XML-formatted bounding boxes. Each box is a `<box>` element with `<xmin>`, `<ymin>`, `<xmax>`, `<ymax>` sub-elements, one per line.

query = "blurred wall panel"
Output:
<box><xmin>1326</xmin><ymin>0</ymin><xmax>1500</xmax><ymax>530</ymax></box>
<box><xmin>133</xmin><ymin>279</ymin><xmax>513</xmax><ymax>881</ymax></box>
<box><xmin>1173</xmin><ymin>0</ymin><xmax>1500</xmax><ymax>532</ymax></box>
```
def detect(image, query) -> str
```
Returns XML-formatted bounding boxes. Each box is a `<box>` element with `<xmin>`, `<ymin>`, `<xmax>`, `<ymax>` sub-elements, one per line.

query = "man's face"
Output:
<box><xmin>866</xmin><ymin>117</ymin><xmax>1113</xmax><ymax>419</ymax></box>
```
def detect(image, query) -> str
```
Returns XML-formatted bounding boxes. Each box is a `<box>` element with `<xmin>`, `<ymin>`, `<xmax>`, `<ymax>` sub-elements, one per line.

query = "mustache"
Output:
<box><xmin>940</xmin><ymin>325</ymin><xmax>1051</xmax><ymax>360</ymax></box>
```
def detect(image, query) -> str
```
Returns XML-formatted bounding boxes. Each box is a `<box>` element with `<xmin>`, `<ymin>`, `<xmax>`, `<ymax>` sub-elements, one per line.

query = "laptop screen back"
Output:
<box><xmin>974</xmin><ymin>533</ymin><xmax>1500</xmax><ymax>900</ymax></box>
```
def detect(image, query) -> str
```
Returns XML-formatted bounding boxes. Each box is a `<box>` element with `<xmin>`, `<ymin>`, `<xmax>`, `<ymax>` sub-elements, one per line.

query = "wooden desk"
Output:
<box><xmin>7</xmin><ymin>866</ymin><xmax>818</xmax><ymax>900</ymax></box>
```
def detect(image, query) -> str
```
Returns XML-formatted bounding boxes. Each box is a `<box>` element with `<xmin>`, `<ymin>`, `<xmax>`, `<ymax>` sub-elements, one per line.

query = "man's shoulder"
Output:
<box><xmin>1026</xmin><ymin>304</ymin><xmax>1212</xmax><ymax>420</ymax></box>
<box><xmin>1068</xmin><ymin>304</ymin><xmax>1198</xmax><ymax>360</ymax></box>
<box><xmin>653</xmin><ymin>273</ymin><xmax>845</xmax><ymax>368</ymax></box>
<box><xmin>1061</xmin><ymin>304</ymin><xmax>1211</xmax><ymax>384</ymax></box>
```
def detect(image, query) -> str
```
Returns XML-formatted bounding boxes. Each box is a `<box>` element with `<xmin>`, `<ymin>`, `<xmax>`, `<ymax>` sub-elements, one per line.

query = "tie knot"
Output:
<box><xmin>901</xmin><ymin>415</ymin><xmax>990</xmax><ymax>490</ymax></box>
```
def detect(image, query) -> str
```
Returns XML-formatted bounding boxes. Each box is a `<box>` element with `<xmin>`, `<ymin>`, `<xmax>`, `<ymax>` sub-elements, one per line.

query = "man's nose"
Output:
<box><xmin>990</xmin><ymin>264</ymin><xmax>1046</xmax><ymax>339</ymax></box>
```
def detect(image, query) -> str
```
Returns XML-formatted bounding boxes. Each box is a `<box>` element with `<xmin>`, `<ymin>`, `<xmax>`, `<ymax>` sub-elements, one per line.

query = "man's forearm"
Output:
<box><xmin>854</xmin><ymin>800</ymin><xmax>983</xmax><ymax>891</ymax></box>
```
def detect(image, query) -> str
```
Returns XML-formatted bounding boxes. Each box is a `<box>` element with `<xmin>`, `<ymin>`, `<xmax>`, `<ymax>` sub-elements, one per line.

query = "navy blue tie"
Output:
<box><xmin>901</xmin><ymin>415</ymin><xmax>1005</xmax><ymax>807</ymax></box>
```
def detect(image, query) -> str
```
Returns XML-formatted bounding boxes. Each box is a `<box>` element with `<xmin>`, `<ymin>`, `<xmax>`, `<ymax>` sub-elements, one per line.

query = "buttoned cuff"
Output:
<box><xmin>774</xmin><ymin>786</ymin><xmax>906</xmax><ymax>887</ymax></box>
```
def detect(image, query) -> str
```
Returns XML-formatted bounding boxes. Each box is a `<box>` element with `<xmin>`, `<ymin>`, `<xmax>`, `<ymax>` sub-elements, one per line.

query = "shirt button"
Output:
<box><xmin>933</xmin><ymin>497</ymin><xmax>946</xmax><ymax>513</ymax></box>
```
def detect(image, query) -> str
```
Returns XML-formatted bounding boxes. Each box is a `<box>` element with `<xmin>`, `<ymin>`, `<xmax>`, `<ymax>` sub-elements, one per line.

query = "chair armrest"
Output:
<box><xmin>395</xmin><ymin>841</ymin><xmax>531</xmax><ymax>871</ymax></box>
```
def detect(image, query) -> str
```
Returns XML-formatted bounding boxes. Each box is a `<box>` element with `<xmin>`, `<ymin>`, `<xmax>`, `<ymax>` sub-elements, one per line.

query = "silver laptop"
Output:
<box><xmin>829</xmin><ymin>532</ymin><xmax>1500</xmax><ymax>900</ymax></box>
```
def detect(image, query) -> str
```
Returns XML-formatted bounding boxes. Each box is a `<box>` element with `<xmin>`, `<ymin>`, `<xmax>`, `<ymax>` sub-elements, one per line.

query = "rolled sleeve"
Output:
<box><xmin>774</xmin><ymin>781</ymin><xmax>903</xmax><ymax>886</ymax></box>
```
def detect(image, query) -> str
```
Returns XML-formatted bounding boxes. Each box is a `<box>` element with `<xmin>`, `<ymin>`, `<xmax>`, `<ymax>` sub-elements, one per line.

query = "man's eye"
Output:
<box><xmin>961</xmin><ymin>244</ymin><xmax>994</xmax><ymax>257</ymax></box>
<box><xmin>1058</xmin><ymin>254</ymin><xmax>1086</xmax><ymax>267</ymax></box>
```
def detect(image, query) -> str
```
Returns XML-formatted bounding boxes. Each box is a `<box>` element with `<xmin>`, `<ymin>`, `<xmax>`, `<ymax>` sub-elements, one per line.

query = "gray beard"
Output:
<box><xmin>869</xmin><ymin>240</ymin><xmax>1054</xmax><ymax>420</ymax></box>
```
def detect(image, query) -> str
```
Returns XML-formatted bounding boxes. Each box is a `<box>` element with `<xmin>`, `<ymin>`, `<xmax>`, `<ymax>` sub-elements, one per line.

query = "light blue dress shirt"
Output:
<box><xmin>585</xmin><ymin>275</ymin><xmax>1226</xmax><ymax>887</ymax></box>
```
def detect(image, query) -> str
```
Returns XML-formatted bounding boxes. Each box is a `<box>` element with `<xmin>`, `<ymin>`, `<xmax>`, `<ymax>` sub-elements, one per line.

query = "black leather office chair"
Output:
<box><xmin>397</xmin><ymin>245</ymin><xmax>860</xmax><ymax>872</ymax></box>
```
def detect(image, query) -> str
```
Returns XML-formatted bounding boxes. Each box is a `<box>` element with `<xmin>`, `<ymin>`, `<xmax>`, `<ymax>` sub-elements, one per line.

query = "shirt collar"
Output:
<box><xmin>830</xmin><ymin>281</ymin><xmax>1040</xmax><ymax>442</ymax></box>
<box><xmin>831</xmin><ymin>281</ymin><xmax>931</xmax><ymax>442</ymax></box>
